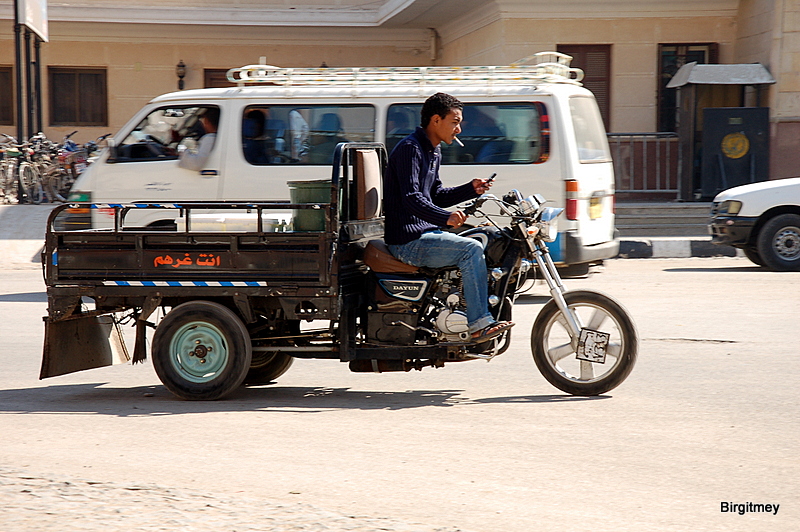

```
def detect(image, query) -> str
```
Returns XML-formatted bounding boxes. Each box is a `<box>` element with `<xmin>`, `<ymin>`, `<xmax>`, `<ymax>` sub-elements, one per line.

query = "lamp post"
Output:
<box><xmin>176</xmin><ymin>60</ymin><xmax>186</xmax><ymax>90</ymax></box>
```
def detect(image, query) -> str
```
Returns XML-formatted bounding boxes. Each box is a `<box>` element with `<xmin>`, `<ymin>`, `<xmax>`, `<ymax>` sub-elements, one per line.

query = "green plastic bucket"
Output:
<box><xmin>288</xmin><ymin>179</ymin><xmax>331</xmax><ymax>231</ymax></box>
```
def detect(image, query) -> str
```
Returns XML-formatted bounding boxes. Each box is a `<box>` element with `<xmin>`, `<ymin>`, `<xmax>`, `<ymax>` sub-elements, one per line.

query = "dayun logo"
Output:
<box><xmin>379</xmin><ymin>279</ymin><xmax>428</xmax><ymax>301</ymax></box>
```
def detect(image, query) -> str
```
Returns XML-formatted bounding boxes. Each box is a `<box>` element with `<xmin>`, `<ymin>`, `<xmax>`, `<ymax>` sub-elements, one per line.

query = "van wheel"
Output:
<box><xmin>756</xmin><ymin>214</ymin><xmax>800</xmax><ymax>271</ymax></box>
<box><xmin>152</xmin><ymin>301</ymin><xmax>252</xmax><ymax>400</ymax></box>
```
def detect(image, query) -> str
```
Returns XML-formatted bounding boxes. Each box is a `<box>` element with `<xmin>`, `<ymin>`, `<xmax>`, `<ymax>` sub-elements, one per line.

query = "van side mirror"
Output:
<box><xmin>106</xmin><ymin>138</ymin><xmax>118</xmax><ymax>163</ymax></box>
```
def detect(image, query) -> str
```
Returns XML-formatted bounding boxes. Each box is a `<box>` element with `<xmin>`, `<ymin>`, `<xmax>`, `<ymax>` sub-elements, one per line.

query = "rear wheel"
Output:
<box><xmin>531</xmin><ymin>290</ymin><xmax>637</xmax><ymax>396</ymax></box>
<box><xmin>152</xmin><ymin>301</ymin><xmax>251</xmax><ymax>400</ymax></box>
<box><xmin>756</xmin><ymin>214</ymin><xmax>800</xmax><ymax>271</ymax></box>
<box><xmin>245</xmin><ymin>351</ymin><xmax>294</xmax><ymax>385</ymax></box>
<box><xmin>245</xmin><ymin>319</ymin><xmax>298</xmax><ymax>384</ymax></box>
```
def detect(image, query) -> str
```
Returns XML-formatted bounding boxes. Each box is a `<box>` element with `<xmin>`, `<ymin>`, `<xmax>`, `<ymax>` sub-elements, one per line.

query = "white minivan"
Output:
<box><xmin>65</xmin><ymin>52</ymin><xmax>618</xmax><ymax>271</ymax></box>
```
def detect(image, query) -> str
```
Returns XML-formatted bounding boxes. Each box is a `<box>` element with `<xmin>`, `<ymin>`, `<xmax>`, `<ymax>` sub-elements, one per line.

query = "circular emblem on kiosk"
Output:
<box><xmin>721</xmin><ymin>132</ymin><xmax>750</xmax><ymax>159</ymax></box>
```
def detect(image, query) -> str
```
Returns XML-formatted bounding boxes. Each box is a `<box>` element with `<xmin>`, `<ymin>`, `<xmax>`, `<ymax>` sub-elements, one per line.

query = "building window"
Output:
<box><xmin>557</xmin><ymin>44</ymin><xmax>611</xmax><ymax>130</ymax></box>
<box><xmin>0</xmin><ymin>67</ymin><xmax>13</xmax><ymax>125</ymax></box>
<box><xmin>658</xmin><ymin>44</ymin><xmax>718</xmax><ymax>132</ymax></box>
<box><xmin>49</xmin><ymin>67</ymin><xmax>107</xmax><ymax>126</ymax></box>
<box><xmin>204</xmin><ymin>69</ymin><xmax>236</xmax><ymax>88</ymax></box>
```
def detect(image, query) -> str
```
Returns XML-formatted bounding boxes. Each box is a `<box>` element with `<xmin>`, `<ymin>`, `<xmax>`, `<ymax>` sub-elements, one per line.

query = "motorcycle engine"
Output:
<box><xmin>432</xmin><ymin>288</ymin><xmax>471</xmax><ymax>342</ymax></box>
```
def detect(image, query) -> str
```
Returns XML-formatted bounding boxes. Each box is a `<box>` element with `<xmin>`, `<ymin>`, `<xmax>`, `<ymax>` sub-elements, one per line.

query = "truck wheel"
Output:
<box><xmin>743</xmin><ymin>248</ymin><xmax>764</xmax><ymax>267</ymax></box>
<box><xmin>244</xmin><ymin>352</ymin><xmax>293</xmax><ymax>385</ymax></box>
<box><xmin>756</xmin><ymin>214</ymin><xmax>800</xmax><ymax>271</ymax></box>
<box><xmin>152</xmin><ymin>301</ymin><xmax>252</xmax><ymax>400</ymax></box>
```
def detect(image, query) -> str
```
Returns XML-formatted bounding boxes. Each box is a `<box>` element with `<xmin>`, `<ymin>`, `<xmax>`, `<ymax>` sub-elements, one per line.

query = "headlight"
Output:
<box><xmin>720</xmin><ymin>200</ymin><xmax>743</xmax><ymax>215</ymax></box>
<box><xmin>536</xmin><ymin>207</ymin><xmax>563</xmax><ymax>242</ymax></box>
<box><xmin>538</xmin><ymin>217</ymin><xmax>559</xmax><ymax>242</ymax></box>
<box><xmin>518</xmin><ymin>195</ymin><xmax>540</xmax><ymax>215</ymax></box>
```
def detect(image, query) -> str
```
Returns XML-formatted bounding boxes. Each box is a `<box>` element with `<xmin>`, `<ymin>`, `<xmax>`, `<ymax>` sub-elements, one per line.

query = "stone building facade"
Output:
<box><xmin>0</xmin><ymin>0</ymin><xmax>797</xmax><ymax>181</ymax></box>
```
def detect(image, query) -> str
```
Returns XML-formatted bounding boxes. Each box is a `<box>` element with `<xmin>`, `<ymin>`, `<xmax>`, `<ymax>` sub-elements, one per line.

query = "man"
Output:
<box><xmin>384</xmin><ymin>92</ymin><xmax>514</xmax><ymax>342</ymax></box>
<box><xmin>179</xmin><ymin>107</ymin><xmax>219</xmax><ymax>171</ymax></box>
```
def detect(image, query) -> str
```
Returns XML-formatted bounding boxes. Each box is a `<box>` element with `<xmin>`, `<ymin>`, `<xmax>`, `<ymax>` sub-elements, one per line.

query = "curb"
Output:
<box><xmin>617</xmin><ymin>237</ymin><xmax>740</xmax><ymax>259</ymax></box>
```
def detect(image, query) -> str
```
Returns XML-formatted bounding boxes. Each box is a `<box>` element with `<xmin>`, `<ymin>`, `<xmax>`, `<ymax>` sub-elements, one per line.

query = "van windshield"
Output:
<box><xmin>117</xmin><ymin>106</ymin><xmax>213</xmax><ymax>162</ymax></box>
<box><xmin>569</xmin><ymin>96</ymin><xmax>611</xmax><ymax>163</ymax></box>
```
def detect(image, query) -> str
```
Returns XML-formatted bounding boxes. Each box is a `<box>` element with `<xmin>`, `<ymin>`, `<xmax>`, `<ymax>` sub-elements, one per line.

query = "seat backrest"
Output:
<box><xmin>242</xmin><ymin>118</ymin><xmax>257</xmax><ymax>138</ymax></box>
<box><xmin>355</xmin><ymin>148</ymin><xmax>382</xmax><ymax>220</ymax></box>
<box><xmin>315</xmin><ymin>113</ymin><xmax>342</xmax><ymax>134</ymax></box>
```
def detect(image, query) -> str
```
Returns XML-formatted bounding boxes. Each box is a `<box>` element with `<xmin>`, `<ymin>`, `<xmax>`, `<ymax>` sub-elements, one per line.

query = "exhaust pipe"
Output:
<box><xmin>349</xmin><ymin>359</ymin><xmax>441</xmax><ymax>373</ymax></box>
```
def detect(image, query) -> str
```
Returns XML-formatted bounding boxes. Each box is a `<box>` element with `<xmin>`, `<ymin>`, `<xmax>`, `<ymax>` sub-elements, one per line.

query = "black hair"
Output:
<box><xmin>200</xmin><ymin>106</ymin><xmax>221</xmax><ymax>128</ymax></box>
<box><xmin>420</xmin><ymin>92</ymin><xmax>463</xmax><ymax>128</ymax></box>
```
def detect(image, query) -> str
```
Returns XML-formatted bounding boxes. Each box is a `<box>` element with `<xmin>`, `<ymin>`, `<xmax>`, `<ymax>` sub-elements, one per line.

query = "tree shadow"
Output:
<box><xmin>0</xmin><ymin>382</ymin><xmax>606</xmax><ymax>417</ymax></box>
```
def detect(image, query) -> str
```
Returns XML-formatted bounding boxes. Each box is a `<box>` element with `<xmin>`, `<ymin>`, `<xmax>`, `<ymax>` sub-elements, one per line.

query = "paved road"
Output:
<box><xmin>1</xmin><ymin>258</ymin><xmax>797</xmax><ymax>531</ymax></box>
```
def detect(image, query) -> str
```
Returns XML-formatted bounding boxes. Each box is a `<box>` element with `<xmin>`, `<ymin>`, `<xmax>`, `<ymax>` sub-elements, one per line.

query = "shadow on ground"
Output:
<box><xmin>0</xmin><ymin>382</ymin><xmax>606</xmax><ymax>417</ymax></box>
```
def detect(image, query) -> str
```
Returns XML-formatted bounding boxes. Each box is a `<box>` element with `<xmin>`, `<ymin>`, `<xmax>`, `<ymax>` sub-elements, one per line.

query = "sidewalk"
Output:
<box><xmin>0</xmin><ymin>204</ymin><xmax>56</xmax><ymax>269</ymax></box>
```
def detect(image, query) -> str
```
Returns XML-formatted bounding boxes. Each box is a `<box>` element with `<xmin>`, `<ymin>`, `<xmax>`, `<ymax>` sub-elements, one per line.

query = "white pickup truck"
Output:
<box><xmin>709</xmin><ymin>177</ymin><xmax>800</xmax><ymax>271</ymax></box>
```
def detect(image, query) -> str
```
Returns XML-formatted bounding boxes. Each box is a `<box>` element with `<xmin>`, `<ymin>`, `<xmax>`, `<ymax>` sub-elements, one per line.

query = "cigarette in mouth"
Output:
<box><xmin>453</xmin><ymin>136</ymin><xmax>464</xmax><ymax>147</ymax></box>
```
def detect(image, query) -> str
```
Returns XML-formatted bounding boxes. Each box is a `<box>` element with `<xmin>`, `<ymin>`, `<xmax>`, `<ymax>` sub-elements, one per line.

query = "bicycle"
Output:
<box><xmin>1</xmin><ymin>134</ymin><xmax>26</xmax><ymax>204</ymax></box>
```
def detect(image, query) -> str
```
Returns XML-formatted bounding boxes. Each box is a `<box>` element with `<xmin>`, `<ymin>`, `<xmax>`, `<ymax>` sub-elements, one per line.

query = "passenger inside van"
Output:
<box><xmin>462</xmin><ymin>107</ymin><xmax>513</xmax><ymax>163</ymax></box>
<box><xmin>385</xmin><ymin>109</ymin><xmax>415</xmax><ymax>153</ymax></box>
<box><xmin>242</xmin><ymin>109</ymin><xmax>269</xmax><ymax>165</ymax></box>
<box><xmin>178</xmin><ymin>107</ymin><xmax>220</xmax><ymax>171</ymax></box>
<box><xmin>307</xmin><ymin>113</ymin><xmax>348</xmax><ymax>164</ymax></box>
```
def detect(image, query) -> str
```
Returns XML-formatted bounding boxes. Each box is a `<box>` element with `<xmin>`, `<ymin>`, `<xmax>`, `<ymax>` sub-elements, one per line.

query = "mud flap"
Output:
<box><xmin>40</xmin><ymin>315</ymin><xmax>130</xmax><ymax>379</ymax></box>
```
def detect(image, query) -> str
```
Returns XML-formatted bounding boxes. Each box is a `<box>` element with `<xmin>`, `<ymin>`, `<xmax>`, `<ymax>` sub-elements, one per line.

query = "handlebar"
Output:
<box><xmin>463</xmin><ymin>196</ymin><xmax>488</xmax><ymax>216</ymax></box>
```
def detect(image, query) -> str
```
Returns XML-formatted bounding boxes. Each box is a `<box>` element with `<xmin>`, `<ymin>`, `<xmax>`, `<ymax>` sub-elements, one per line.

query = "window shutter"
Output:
<box><xmin>557</xmin><ymin>45</ymin><xmax>611</xmax><ymax>130</ymax></box>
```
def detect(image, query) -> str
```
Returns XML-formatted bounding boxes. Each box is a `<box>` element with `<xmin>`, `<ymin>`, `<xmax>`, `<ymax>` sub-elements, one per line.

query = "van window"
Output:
<box><xmin>386</xmin><ymin>103</ymin><xmax>549</xmax><ymax>164</ymax></box>
<box><xmin>568</xmin><ymin>96</ymin><xmax>611</xmax><ymax>163</ymax></box>
<box><xmin>117</xmin><ymin>106</ymin><xmax>216</xmax><ymax>162</ymax></box>
<box><xmin>242</xmin><ymin>105</ymin><xmax>375</xmax><ymax>165</ymax></box>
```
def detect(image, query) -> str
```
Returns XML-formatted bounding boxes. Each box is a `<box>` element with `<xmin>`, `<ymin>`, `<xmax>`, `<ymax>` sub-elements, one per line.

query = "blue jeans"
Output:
<box><xmin>388</xmin><ymin>230</ymin><xmax>494</xmax><ymax>332</ymax></box>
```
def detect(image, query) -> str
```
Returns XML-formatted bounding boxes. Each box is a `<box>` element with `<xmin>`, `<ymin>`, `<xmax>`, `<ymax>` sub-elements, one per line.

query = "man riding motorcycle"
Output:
<box><xmin>383</xmin><ymin>92</ymin><xmax>514</xmax><ymax>342</ymax></box>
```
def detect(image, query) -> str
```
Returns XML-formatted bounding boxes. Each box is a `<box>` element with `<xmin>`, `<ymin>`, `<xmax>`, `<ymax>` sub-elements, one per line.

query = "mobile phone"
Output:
<box><xmin>487</xmin><ymin>173</ymin><xmax>497</xmax><ymax>182</ymax></box>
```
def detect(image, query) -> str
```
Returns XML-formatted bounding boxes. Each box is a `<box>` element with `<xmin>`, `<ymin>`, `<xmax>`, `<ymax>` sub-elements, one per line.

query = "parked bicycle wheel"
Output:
<box><xmin>44</xmin><ymin>166</ymin><xmax>66</xmax><ymax>203</ymax></box>
<box><xmin>0</xmin><ymin>162</ymin><xmax>8</xmax><ymax>202</ymax></box>
<box><xmin>19</xmin><ymin>162</ymin><xmax>44</xmax><ymax>204</ymax></box>
<box><xmin>1</xmin><ymin>141</ymin><xmax>23</xmax><ymax>203</ymax></box>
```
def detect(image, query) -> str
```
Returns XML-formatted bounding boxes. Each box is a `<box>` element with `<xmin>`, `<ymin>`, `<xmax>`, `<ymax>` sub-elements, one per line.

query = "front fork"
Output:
<box><xmin>532</xmin><ymin>242</ymin><xmax>583</xmax><ymax>341</ymax></box>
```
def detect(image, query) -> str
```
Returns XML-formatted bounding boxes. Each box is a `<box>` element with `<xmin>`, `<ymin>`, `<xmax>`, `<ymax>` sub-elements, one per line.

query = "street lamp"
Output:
<box><xmin>176</xmin><ymin>60</ymin><xmax>186</xmax><ymax>90</ymax></box>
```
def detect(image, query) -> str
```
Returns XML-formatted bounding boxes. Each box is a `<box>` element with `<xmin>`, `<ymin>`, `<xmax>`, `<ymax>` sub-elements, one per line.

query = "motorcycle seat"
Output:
<box><xmin>364</xmin><ymin>240</ymin><xmax>419</xmax><ymax>274</ymax></box>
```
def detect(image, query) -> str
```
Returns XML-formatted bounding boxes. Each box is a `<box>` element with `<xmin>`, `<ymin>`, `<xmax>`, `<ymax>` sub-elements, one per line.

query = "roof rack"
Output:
<box><xmin>226</xmin><ymin>51</ymin><xmax>583</xmax><ymax>87</ymax></box>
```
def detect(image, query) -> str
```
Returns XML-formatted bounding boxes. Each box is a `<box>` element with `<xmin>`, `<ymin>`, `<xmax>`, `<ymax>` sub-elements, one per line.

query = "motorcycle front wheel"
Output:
<box><xmin>531</xmin><ymin>290</ymin><xmax>637</xmax><ymax>396</ymax></box>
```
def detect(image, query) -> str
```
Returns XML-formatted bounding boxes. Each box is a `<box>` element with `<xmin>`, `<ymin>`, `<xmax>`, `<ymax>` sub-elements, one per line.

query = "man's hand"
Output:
<box><xmin>447</xmin><ymin>211</ymin><xmax>467</xmax><ymax>228</ymax></box>
<box><xmin>473</xmin><ymin>177</ymin><xmax>494</xmax><ymax>194</ymax></box>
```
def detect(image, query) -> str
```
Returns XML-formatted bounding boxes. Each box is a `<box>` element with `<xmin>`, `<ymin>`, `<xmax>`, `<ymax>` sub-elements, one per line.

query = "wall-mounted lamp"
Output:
<box><xmin>176</xmin><ymin>60</ymin><xmax>187</xmax><ymax>90</ymax></box>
